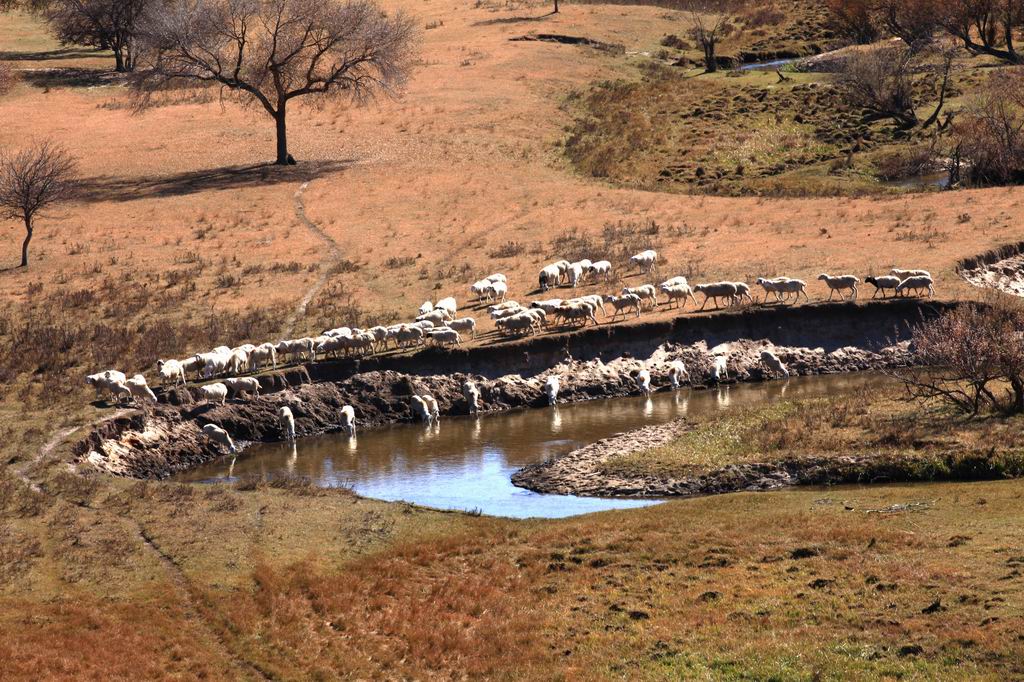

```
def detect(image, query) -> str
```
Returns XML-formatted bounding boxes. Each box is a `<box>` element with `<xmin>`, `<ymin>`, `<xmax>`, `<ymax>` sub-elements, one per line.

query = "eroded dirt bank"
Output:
<box><xmin>76</xmin><ymin>301</ymin><xmax>947</xmax><ymax>480</ymax></box>
<box><xmin>959</xmin><ymin>240</ymin><xmax>1024</xmax><ymax>297</ymax></box>
<box><xmin>511</xmin><ymin>419</ymin><xmax>1023</xmax><ymax>498</ymax></box>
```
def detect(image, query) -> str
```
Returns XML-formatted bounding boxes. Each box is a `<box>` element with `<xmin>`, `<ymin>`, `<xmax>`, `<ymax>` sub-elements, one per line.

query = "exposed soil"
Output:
<box><xmin>511</xmin><ymin>418</ymin><xmax>1021</xmax><ymax>497</ymax></box>
<box><xmin>959</xmin><ymin>244</ymin><xmax>1024</xmax><ymax>298</ymax></box>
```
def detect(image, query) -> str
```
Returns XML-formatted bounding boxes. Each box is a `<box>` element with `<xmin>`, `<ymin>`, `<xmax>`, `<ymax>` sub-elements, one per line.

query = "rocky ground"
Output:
<box><xmin>960</xmin><ymin>253</ymin><xmax>1024</xmax><ymax>297</ymax></box>
<box><xmin>76</xmin><ymin>337</ymin><xmax>914</xmax><ymax>480</ymax></box>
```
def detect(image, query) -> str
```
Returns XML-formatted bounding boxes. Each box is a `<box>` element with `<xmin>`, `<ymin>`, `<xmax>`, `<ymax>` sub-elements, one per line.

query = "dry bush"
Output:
<box><xmin>895</xmin><ymin>299</ymin><xmax>1024</xmax><ymax>415</ymax></box>
<box><xmin>0</xmin><ymin>62</ymin><xmax>17</xmax><ymax>95</ymax></box>
<box><xmin>826</xmin><ymin>0</ymin><xmax>878</xmax><ymax>45</ymax></box>
<box><xmin>873</xmin><ymin>144</ymin><xmax>935</xmax><ymax>180</ymax></box>
<box><xmin>738</xmin><ymin>3</ymin><xmax>785</xmax><ymax>28</ymax></box>
<box><xmin>950</xmin><ymin>71</ymin><xmax>1024</xmax><ymax>186</ymax></box>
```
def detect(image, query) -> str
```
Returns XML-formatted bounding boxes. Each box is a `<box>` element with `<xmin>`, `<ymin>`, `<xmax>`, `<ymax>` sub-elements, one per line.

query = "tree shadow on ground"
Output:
<box><xmin>75</xmin><ymin>159</ymin><xmax>355</xmax><ymax>204</ymax></box>
<box><xmin>471</xmin><ymin>12</ymin><xmax>555</xmax><ymax>26</ymax></box>
<box><xmin>0</xmin><ymin>47</ymin><xmax>105</xmax><ymax>62</ymax></box>
<box><xmin>20</xmin><ymin>67</ymin><xmax>120</xmax><ymax>89</ymax></box>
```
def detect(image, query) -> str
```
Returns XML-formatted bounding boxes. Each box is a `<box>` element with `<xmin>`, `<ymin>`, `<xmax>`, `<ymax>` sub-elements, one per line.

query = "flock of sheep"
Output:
<box><xmin>83</xmin><ymin>249</ymin><xmax>935</xmax><ymax>454</ymax></box>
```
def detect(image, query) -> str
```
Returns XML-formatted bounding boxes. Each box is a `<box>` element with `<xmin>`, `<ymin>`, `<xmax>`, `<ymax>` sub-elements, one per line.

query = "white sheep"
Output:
<box><xmin>417</xmin><ymin>308</ymin><xmax>452</xmax><ymax>326</ymax></box>
<box><xmin>659</xmin><ymin>283</ymin><xmax>696</xmax><ymax>310</ymax></box>
<box><xmin>487</xmin><ymin>280</ymin><xmax>508</xmax><ymax>302</ymax></box>
<box><xmin>896</xmin><ymin>275</ymin><xmax>934</xmax><ymax>297</ymax></box>
<box><xmin>604</xmin><ymin>293</ymin><xmax>643</xmax><ymax>320</ymax></box>
<box><xmin>227</xmin><ymin>347</ymin><xmax>249</xmax><ymax>376</ymax></box>
<box><xmin>630</xmin><ymin>249</ymin><xmax>658</xmax><ymax>274</ymax></box>
<box><xmin>567</xmin><ymin>262</ymin><xmax>585</xmax><ymax>288</ymax></box>
<box><xmin>418</xmin><ymin>301</ymin><xmax>434</xmax><ymax>315</ymax></box>
<box><xmin>573</xmin><ymin>294</ymin><xmax>607</xmax><ymax>317</ymax></box>
<box><xmin>864</xmin><ymin>275</ymin><xmax>901</xmax><ymax>299</ymax></box>
<box><xmin>395</xmin><ymin>325</ymin><xmax>425</xmax><ymax>348</ymax></box>
<box><xmin>250</xmin><ymin>343</ymin><xmax>278</xmax><ymax>371</ymax></box>
<box><xmin>668</xmin><ymin>360</ymin><xmax>689</xmax><ymax>389</ymax></box>
<box><xmin>470</xmin><ymin>280</ymin><xmax>493</xmax><ymax>301</ymax></box>
<box><xmin>125</xmin><ymin>374</ymin><xmax>158</xmax><ymax>404</ymax></box>
<box><xmin>156</xmin><ymin>359</ymin><xmax>187</xmax><ymax>386</ymax></box>
<box><xmin>589</xmin><ymin>260</ymin><xmax>612</xmax><ymax>281</ymax></box>
<box><xmin>423</xmin><ymin>394</ymin><xmax>440</xmax><ymax>423</ymax></box>
<box><xmin>760</xmin><ymin>350</ymin><xmax>789</xmax><ymax>379</ymax></box>
<box><xmin>539</xmin><ymin>264</ymin><xmax>562</xmax><ymax>292</ymax></box>
<box><xmin>757</xmin><ymin>277</ymin><xmax>808</xmax><ymax>304</ymax></box>
<box><xmin>411</xmin><ymin>395</ymin><xmax>432</xmax><ymax>423</ymax></box>
<box><xmin>552</xmin><ymin>259</ymin><xmax>571</xmax><ymax>283</ymax></box>
<box><xmin>890</xmin><ymin>268</ymin><xmax>931</xmax><ymax>280</ymax></box>
<box><xmin>435</xmin><ymin>296</ymin><xmax>458</xmax><ymax>316</ymax></box>
<box><xmin>622</xmin><ymin>285</ymin><xmax>658</xmax><ymax>310</ymax></box>
<box><xmin>224</xmin><ymin>377</ymin><xmax>260</xmax><ymax>399</ymax></box>
<box><xmin>496</xmin><ymin>312</ymin><xmax>539</xmax><ymax>336</ymax></box>
<box><xmin>491</xmin><ymin>305</ymin><xmax>525</xmax><ymax>320</ymax></box>
<box><xmin>340</xmin><ymin>405</ymin><xmax>356</xmax><ymax>436</ymax></box>
<box><xmin>530</xmin><ymin>298</ymin><xmax>564</xmax><ymax>315</ymax></box>
<box><xmin>448</xmin><ymin>317</ymin><xmax>477</xmax><ymax>338</ymax></box>
<box><xmin>85</xmin><ymin>370</ymin><xmax>128</xmax><ymax>400</ymax></box>
<box><xmin>544</xmin><ymin>376</ymin><xmax>560</xmax><ymax>405</ymax></box>
<box><xmin>278</xmin><ymin>406</ymin><xmax>295</xmax><ymax>441</ymax></box>
<box><xmin>181</xmin><ymin>357</ymin><xmax>204</xmax><ymax>382</ymax></box>
<box><xmin>817</xmin><ymin>273</ymin><xmax>859</xmax><ymax>301</ymax></box>
<box><xmin>202</xmin><ymin>423</ymin><xmax>236</xmax><ymax>453</ymax></box>
<box><xmin>730</xmin><ymin>282</ymin><xmax>754</xmax><ymax>305</ymax></box>
<box><xmin>428</xmin><ymin>328</ymin><xmax>462</xmax><ymax>347</ymax></box>
<box><xmin>710</xmin><ymin>355</ymin><xmax>729</xmax><ymax>383</ymax></box>
<box><xmin>635</xmin><ymin>369</ymin><xmax>652</xmax><ymax>395</ymax></box>
<box><xmin>555</xmin><ymin>302</ymin><xmax>598</xmax><ymax>327</ymax></box>
<box><xmin>694</xmin><ymin>282</ymin><xmax>739</xmax><ymax>310</ymax></box>
<box><xmin>486</xmin><ymin>273</ymin><xmax>507</xmax><ymax>283</ymax></box>
<box><xmin>198</xmin><ymin>382</ymin><xmax>228</xmax><ymax>405</ymax></box>
<box><xmin>108</xmin><ymin>380</ymin><xmax>133</xmax><ymax>405</ymax></box>
<box><xmin>462</xmin><ymin>380</ymin><xmax>480</xmax><ymax>414</ymax></box>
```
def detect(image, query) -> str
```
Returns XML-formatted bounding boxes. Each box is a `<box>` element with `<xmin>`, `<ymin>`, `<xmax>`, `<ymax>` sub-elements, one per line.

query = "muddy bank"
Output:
<box><xmin>77</xmin><ymin>337</ymin><xmax>915</xmax><ymax>480</ymax></box>
<box><xmin>511</xmin><ymin>419</ymin><xmax>1024</xmax><ymax>498</ymax></box>
<box><xmin>76</xmin><ymin>301</ymin><xmax>946</xmax><ymax>480</ymax></box>
<box><xmin>959</xmin><ymin>242</ymin><xmax>1024</xmax><ymax>297</ymax></box>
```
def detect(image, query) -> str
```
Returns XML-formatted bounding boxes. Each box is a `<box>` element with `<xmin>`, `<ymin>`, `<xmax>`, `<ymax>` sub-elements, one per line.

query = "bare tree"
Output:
<box><xmin>875</xmin><ymin>0</ymin><xmax>939</xmax><ymax>50</ymax></box>
<box><xmin>895</xmin><ymin>300</ymin><xmax>1024</xmax><ymax>415</ymax></box>
<box><xmin>937</xmin><ymin>0</ymin><xmax>1024</xmax><ymax>64</ymax></box>
<box><xmin>131</xmin><ymin>0</ymin><xmax>417</xmax><ymax>166</ymax></box>
<box><xmin>0</xmin><ymin>142</ymin><xmax>77</xmax><ymax>268</ymax></box>
<box><xmin>7</xmin><ymin>0</ymin><xmax>149</xmax><ymax>72</ymax></box>
<box><xmin>836</xmin><ymin>44</ymin><xmax>954</xmax><ymax>129</ymax></box>
<box><xmin>686</xmin><ymin>0</ymin><xmax>734</xmax><ymax>73</ymax></box>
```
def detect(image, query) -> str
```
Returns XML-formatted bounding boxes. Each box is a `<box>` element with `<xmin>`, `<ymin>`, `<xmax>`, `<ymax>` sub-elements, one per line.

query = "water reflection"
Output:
<box><xmin>176</xmin><ymin>373</ymin><xmax>894</xmax><ymax>518</ymax></box>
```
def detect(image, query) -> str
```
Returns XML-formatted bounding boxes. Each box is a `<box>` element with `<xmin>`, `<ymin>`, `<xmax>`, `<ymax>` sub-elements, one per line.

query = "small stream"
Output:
<box><xmin>175</xmin><ymin>373</ymin><xmax>895</xmax><ymax>518</ymax></box>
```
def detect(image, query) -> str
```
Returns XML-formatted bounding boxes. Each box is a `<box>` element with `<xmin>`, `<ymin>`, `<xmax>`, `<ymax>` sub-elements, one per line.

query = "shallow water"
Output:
<box><xmin>175</xmin><ymin>373</ymin><xmax>895</xmax><ymax>518</ymax></box>
<box><xmin>738</xmin><ymin>58</ymin><xmax>796</xmax><ymax>71</ymax></box>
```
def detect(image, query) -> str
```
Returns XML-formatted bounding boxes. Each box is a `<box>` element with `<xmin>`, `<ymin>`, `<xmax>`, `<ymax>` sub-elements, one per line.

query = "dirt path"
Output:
<box><xmin>282</xmin><ymin>179</ymin><xmax>344</xmax><ymax>337</ymax></box>
<box><xmin>134</xmin><ymin>522</ymin><xmax>274</xmax><ymax>681</ymax></box>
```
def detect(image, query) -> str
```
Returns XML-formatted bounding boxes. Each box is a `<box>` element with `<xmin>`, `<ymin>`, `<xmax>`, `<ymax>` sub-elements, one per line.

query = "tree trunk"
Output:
<box><xmin>20</xmin><ymin>217</ymin><xmax>32</xmax><ymax>268</ymax></box>
<box><xmin>274</xmin><ymin>106</ymin><xmax>289</xmax><ymax>165</ymax></box>
<box><xmin>704</xmin><ymin>43</ymin><xmax>717</xmax><ymax>73</ymax></box>
<box><xmin>113</xmin><ymin>47</ymin><xmax>125</xmax><ymax>73</ymax></box>
<box><xmin>553</xmin><ymin>0</ymin><xmax>558</xmax><ymax>13</ymax></box>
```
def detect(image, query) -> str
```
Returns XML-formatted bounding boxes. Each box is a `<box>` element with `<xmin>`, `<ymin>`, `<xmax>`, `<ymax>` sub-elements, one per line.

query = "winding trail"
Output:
<box><xmin>283</xmin><ymin>179</ymin><xmax>344</xmax><ymax>337</ymax></box>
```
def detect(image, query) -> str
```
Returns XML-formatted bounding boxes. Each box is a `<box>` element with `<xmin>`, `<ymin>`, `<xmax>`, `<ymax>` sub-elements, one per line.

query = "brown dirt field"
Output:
<box><xmin>0</xmin><ymin>2</ymin><xmax>1017</xmax><ymax>348</ymax></box>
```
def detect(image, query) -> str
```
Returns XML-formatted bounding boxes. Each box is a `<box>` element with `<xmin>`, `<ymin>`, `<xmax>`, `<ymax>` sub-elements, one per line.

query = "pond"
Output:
<box><xmin>174</xmin><ymin>373</ymin><xmax>896</xmax><ymax>518</ymax></box>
